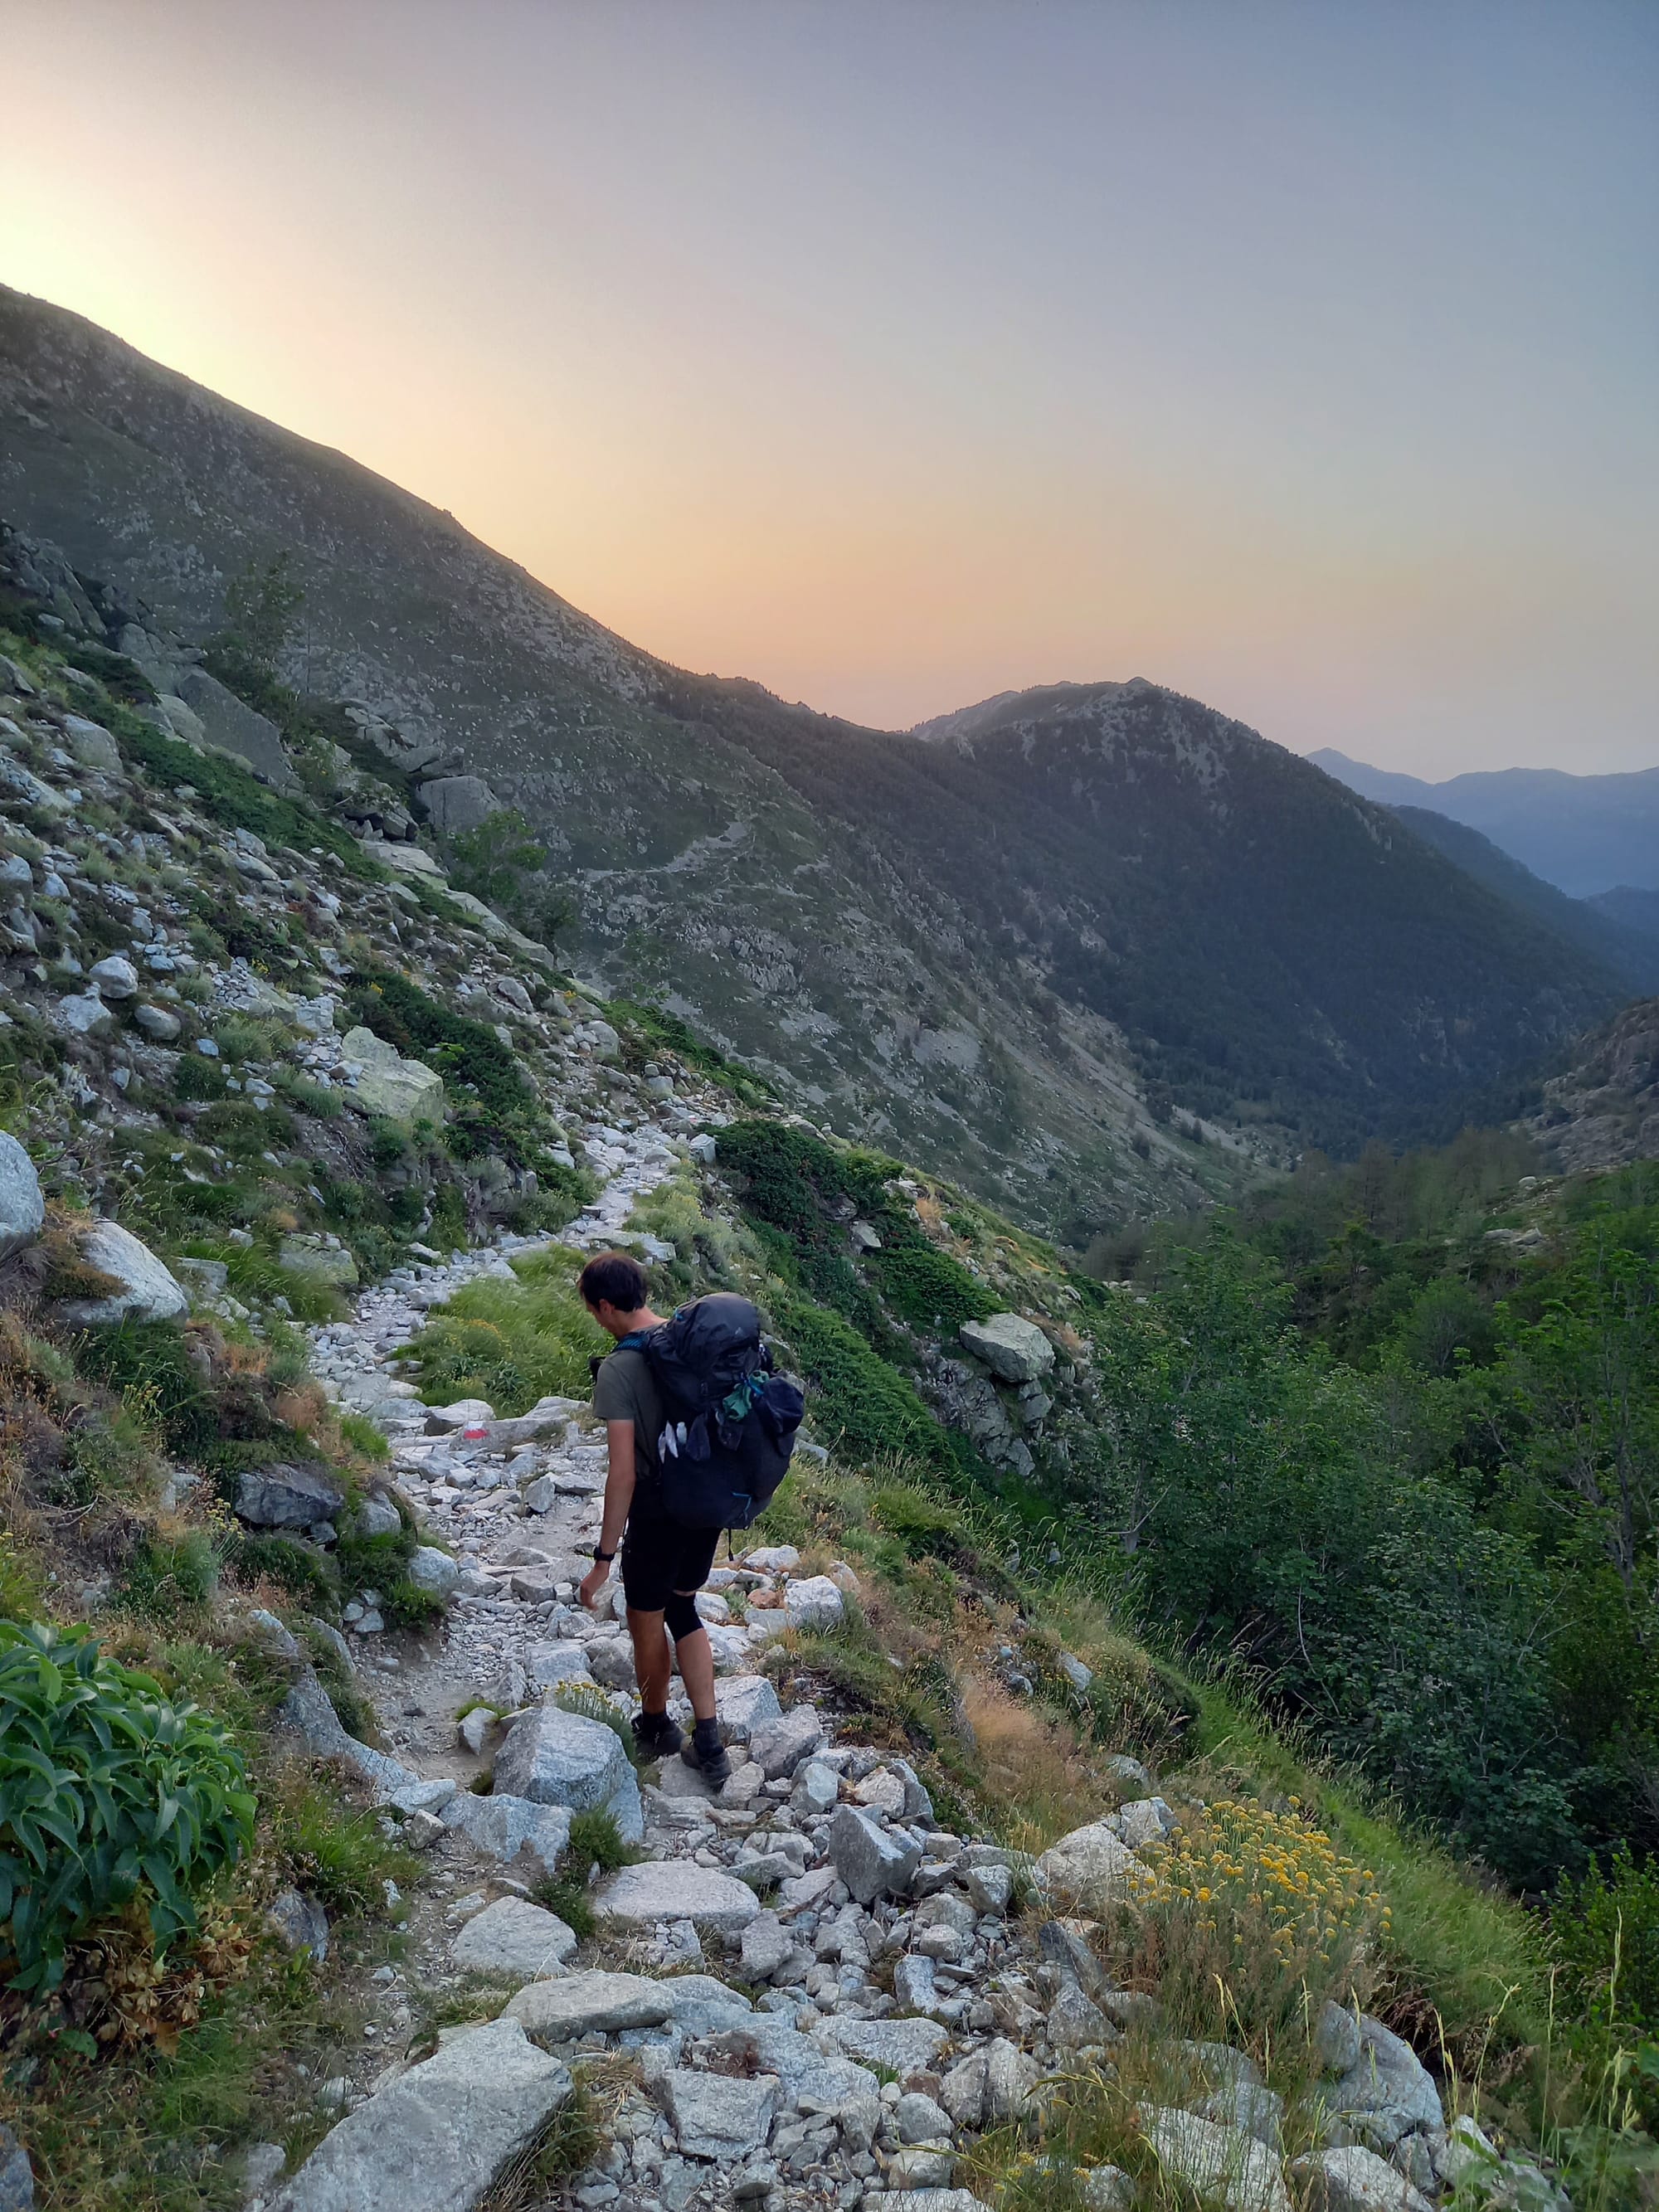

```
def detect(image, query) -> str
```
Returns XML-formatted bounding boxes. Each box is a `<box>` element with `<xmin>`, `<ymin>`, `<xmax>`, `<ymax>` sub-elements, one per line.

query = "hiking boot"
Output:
<box><xmin>632</xmin><ymin>1709</ymin><xmax>684</xmax><ymax>1759</ymax></box>
<box><xmin>681</xmin><ymin>1717</ymin><xmax>732</xmax><ymax>1788</ymax></box>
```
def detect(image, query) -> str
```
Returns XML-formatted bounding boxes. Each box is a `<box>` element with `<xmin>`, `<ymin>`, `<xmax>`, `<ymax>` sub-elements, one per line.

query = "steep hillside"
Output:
<box><xmin>870</xmin><ymin>682</ymin><xmax>1619</xmax><ymax>1151</ymax></box>
<box><xmin>1311</xmin><ymin>748</ymin><xmax>1659</xmax><ymax>897</ymax></box>
<box><xmin>0</xmin><ymin>612</ymin><xmax>1639</xmax><ymax>2212</ymax></box>
<box><xmin>1392</xmin><ymin>805</ymin><xmax>1659</xmax><ymax>994</ymax></box>
<box><xmin>0</xmin><ymin>285</ymin><xmax>1626</xmax><ymax>1233</ymax></box>
<box><xmin>1527</xmin><ymin>996</ymin><xmax>1659</xmax><ymax>1171</ymax></box>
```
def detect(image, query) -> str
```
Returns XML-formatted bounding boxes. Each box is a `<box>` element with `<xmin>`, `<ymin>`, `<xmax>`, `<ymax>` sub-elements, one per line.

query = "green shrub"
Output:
<box><xmin>73</xmin><ymin>1321</ymin><xmax>217</xmax><ymax>1457</ymax></box>
<box><xmin>346</xmin><ymin>966</ymin><xmax>546</xmax><ymax>1164</ymax></box>
<box><xmin>870</xmin><ymin>1237</ymin><xmax>1000</xmax><ymax>1333</ymax></box>
<box><xmin>173</xmin><ymin>1051</ymin><xmax>229</xmax><ymax>1102</ymax></box>
<box><xmin>267</xmin><ymin>1776</ymin><xmax>416</xmax><ymax>1918</ymax></box>
<box><xmin>774</xmin><ymin>1293</ymin><xmax>945</xmax><ymax>1467</ymax></box>
<box><xmin>110</xmin><ymin>707</ymin><xmax>378</xmax><ymax>878</ymax></box>
<box><xmin>0</xmin><ymin>1623</ymin><xmax>255</xmax><ymax>1991</ymax></box>
<box><xmin>1554</xmin><ymin>1845</ymin><xmax>1659</xmax><ymax>2039</ymax></box>
<box><xmin>337</xmin><ymin>1410</ymin><xmax>391</xmax><ymax>1461</ymax></box>
<box><xmin>227</xmin><ymin>1533</ymin><xmax>336</xmax><ymax>1608</ymax></box>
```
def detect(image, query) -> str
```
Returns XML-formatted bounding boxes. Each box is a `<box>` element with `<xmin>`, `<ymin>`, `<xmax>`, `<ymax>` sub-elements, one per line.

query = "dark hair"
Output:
<box><xmin>577</xmin><ymin>1251</ymin><xmax>649</xmax><ymax>1312</ymax></box>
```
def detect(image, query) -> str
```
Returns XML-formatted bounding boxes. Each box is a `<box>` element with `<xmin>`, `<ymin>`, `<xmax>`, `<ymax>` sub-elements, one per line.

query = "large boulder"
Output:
<box><xmin>748</xmin><ymin>1704</ymin><xmax>825</xmax><ymax>1777</ymax></box>
<box><xmin>1294</xmin><ymin>2145</ymin><xmax>1434</xmax><ymax>2212</ymax></box>
<box><xmin>594</xmin><ymin>1858</ymin><xmax>761</xmax><ymax>1937</ymax></box>
<box><xmin>279</xmin><ymin>1235</ymin><xmax>359</xmax><ymax>1289</ymax></box>
<box><xmin>57</xmin><ymin>1220</ymin><xmax>187</xmax><ymax>1326</ymax></box>
<box><xmin>493</xmin><ymin>1706</ymin><xmax>634</xmax><ymax>1819</ymax></box>
<box><xmin>820</xmin><ymin>2014</ymin><xmax>950</xmax><ymax>2077</ymax></box>
<box><xmin>505</xmin><ymin>1970</ymin><xmax>679</xmax><ymax>2039</ymax></box>
<box><xmin>266</xmin><ymin>2017</ymin><xmax>569</xmax><ymax>2212</ymax></box>
<box><xmin>959</xmin><ymin>1313</ymin><xmax>1054</xmax><ymax>1383</ymax></box>
<box><xmin>1036</xmin><ymin>1816</ymin><xmax>1146</xmax><ymax>1906</ymax></box>
<box><xmin>449</xmin><ymin>1897</ymin><xmax>577</xmax><ymax>1981</ymax></box>
<box><xmin>660</xmin><ymin>2068</ymin><xmax>780</xmax><ymax>2161</ymax></box>
<box><xmin>1319</xmin><ymin>2016</ymin><xmax>1443</xmax><ymax>2150</ymax></box>
<box><xmin>170</xmin><ymin>668</ymin><xmax>297</xmax><ymax>790</ymax></box>
<box><xmin>62</xmin><ymin>714</ymin><xmax>122</xmax><ymax>771</ymax></box>
<box><xmin>339</xmin><ymin>1027</ymin><xmax>446</xmax><ymax>1127</ymax></box>
<box><xmin>0</xmin><ymin>1133</ymin><xmax>43</xmax><ymax>1259</ymax></box>
<box><xmin>419</xmin><ymin>775</ymin><xmax>501</xmax><ymax>838</ymax></box>
<box><xmin>714</xmin><ymin>1675</ymin><xmax>782</xmax><ymax>1744</ymax></box>
<box><xmin>440</xmin><ymin>1788</ymin><xmax>571</xmax><ymax>1872</ymax></box>
<box><xmin>828</xmin><ymin>1804</ymin><xmax>921</xmax><ymax>1904</ymax></box>
<box><xmin>236</xmin><ymin>1461</ymin><xmax>347</xmax><ymax>1529</ymax></box>
<box><xmin>1142</xmin><ymin>2107</ymin><xmax>1291</xmax><ymax>2212</ymax></box>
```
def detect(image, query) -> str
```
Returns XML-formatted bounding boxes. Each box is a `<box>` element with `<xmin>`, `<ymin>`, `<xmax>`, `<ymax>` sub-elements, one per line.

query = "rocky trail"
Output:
<box><xmin>250</xmin><ymin>1133</ymin><xmax>1514</xmax><ymax>2212</ymax></box>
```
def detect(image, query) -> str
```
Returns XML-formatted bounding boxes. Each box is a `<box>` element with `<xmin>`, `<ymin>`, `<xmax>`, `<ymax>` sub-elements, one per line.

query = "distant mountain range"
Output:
<box><xmin>1308</xmin><ymin>750</ymin><xmax>1659</xmax><ymax>898</ymax></box>
<box><xmin>0</xmin><ymin>283</ymin><xmax>1633</xmax><ymax>1234</ymax></box>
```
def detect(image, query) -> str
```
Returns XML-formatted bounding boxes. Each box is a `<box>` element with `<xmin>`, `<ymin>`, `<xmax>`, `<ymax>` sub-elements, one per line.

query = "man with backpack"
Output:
<box><xmin>575</xmin><ymin>1250</ymin><xmax>804</xmax><ymax>1788</ymax></box>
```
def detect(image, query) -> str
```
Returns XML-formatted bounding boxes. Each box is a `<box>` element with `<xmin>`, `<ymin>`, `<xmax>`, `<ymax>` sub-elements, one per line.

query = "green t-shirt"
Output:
<box><xmin>592</xmin><ymin>1344</ymin><xmax>664</xmax><ymax>1505</ymax></box>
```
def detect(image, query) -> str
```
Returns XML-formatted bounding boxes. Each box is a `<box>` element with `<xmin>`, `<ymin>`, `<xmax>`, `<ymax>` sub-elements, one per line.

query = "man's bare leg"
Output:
<box><xmin>672</xmin><ymin>1597</ymin><xmax>718</xmax><ymax>1724</ymax></box>
<box><xmin>627</xmin><ymin>1607</ymin><xmax>673</xmax><ymax>1712</ymax></box>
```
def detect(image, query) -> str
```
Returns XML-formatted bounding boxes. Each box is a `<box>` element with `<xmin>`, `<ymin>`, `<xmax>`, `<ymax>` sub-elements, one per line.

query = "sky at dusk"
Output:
<box><xmin>4</xmin><ymin>0</ymin><xmax>1656</xmax><ymax>774</ymax></box>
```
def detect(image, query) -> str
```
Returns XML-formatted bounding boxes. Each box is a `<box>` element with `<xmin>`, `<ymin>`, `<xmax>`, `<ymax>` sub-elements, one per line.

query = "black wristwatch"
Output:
<box><xmin>592</xmin><ymin>1547</ymin><xmax>615</xmax><ymax>1564</ymax></box>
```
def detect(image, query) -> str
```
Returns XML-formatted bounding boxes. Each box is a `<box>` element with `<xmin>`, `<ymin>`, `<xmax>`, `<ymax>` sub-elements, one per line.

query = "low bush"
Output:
<box><xmin>404</xmin><ymin>1259</ymin><xmax>604</xmax><ymax>1415</ymax></box>
<box><xmin>0</xmin><ymin>1623</ymin><xmax>255</xmax><ymax>1991</ymax></box>
<box><xmin>1131</xmin><ymin>1799</ymin><xmax>1384</xmax><ymax>2048</ymax></box>
<box><xmin>1554</xmin><ymin>1845</ymin><xmax>1659</xmax><ymax>2043</ymax></box>
<box><xmin>117</xmin><ymin>1529</ymin><xmax>221</xmax><ymax>1619</ymax></box>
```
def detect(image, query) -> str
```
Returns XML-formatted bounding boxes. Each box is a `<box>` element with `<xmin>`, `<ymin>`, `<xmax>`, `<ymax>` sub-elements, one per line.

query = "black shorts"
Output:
<box><xmin>620</xmin><ymin>1510</ymin><xmax>720</xmax><ymax>1616</ymax></box>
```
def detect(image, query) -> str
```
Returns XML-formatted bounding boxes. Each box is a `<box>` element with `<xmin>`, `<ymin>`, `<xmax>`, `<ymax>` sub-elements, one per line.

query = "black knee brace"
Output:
<box><xmin>664</xmin><ymin>1590</ymin><xmax>703</xmax><ymax>1641</ymax></box>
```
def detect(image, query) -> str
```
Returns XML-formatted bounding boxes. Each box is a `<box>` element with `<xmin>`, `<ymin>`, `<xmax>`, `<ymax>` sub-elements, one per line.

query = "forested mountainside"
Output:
<box><xmin>0</xmin><ymin>286</ymin><xmax>1627</xmax><ymax>1240</ymax></box>
<box><xmin>1391</xmin><ymin>805</ymin><xmax>1659</xmax><ymax>994</ymax></box>
<box><xmin>0</xmin><ymin>592</ymin><xmax>1653</xmax><ymax>2211</ymax></box>
<box><xmin>1310</xmin><ymin>749</ymin><xmax>1659</xmax><ymax>899</ymax></box>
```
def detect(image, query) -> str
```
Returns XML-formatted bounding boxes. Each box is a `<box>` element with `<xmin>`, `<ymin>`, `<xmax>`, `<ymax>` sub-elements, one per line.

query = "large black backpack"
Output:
<box><xmin>621</xmin><ymin>1294</ymin><xmax>804</xmax><ymax>1530</ymax></box>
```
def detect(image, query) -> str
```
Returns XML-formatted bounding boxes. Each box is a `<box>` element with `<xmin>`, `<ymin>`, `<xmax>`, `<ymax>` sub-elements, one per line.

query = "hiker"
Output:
<box><xmin>576</xmin><ymin>1250</ymin><xmax>732</xmax><ymax>1784</ymax></box>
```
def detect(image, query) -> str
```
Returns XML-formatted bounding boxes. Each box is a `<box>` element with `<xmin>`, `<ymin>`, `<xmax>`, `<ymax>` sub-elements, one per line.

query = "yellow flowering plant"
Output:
<box><xmin>1130</xmin><ymin>1798</ymin><xmax>1387</xmax><ymax>2052</ymax></box>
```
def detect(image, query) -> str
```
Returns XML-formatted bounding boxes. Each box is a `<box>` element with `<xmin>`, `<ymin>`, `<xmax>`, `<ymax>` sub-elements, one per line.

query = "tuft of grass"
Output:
<box><xmin>401</xmin><ymin>1253</ymin><xmax>605</xmax><ymax>1416</ymax></box>
<box><xmin>529</xmin><ymin>1874</ymin><xmax>596</xmax><ymax>1940</ymax></box>
<box><xmin>550</xmin><ymin>1685</ymin><xmax>643</xmax><ymax>1770</ymax></box>
<box><xmin>477</xmin><ymin>2072</ymin><xmax>601</xmax><ymax>2210</ymax></box>
<box><xmin>265</xmin><ymin>1772</ymin><xmax>419</xmax><ymax>1918</ymax></box>
<box><xmin>335</xmin><ymin>1410</ymin><xmax>391</xmax><ymax>1461</ymax></box>
<box><xmin>566</xmin><ymin>1806</ymin><xmax>647</xmax><ymax>1872</ymax></box>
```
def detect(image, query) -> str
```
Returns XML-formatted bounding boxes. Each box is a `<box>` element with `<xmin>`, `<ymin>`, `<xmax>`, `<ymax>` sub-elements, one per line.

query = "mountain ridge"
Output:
<box><xmin>0</xmin><ymin>283</ymin><xmax>1627</xmax><ymax>1232</ymax></box>
<box><xmin>1310</xmin><ymin>746</ymin><xmax>1659</xmax><ymax>897</ymax></box>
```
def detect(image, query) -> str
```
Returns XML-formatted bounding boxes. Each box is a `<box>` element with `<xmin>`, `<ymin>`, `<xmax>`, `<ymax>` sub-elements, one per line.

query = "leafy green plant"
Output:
<box><xmin>444</xmin><ymin>808</ymin><xmax>574</xmax><ymax>948</ymax></box>
<box><xmin>0</xmin><ymin>1624</ymin><xmax>255</xmax><ymax>1992</ymax></box>
<box><xmin>1555</xmin><ymin>1846</ymin><xmax>1659</xmax><ymax>2041</ymax></box>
